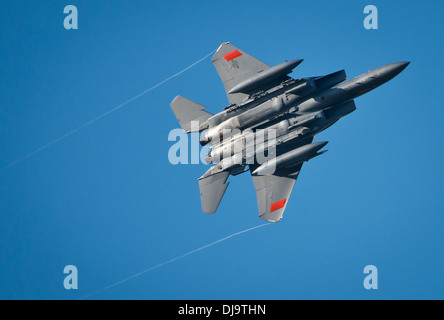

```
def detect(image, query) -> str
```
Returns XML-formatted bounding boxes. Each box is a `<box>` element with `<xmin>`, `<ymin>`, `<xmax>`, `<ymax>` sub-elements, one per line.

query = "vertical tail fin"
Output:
<box><xmin>198</xmin><ymin>171</ymin><xmax>230</xmax><ymax>214</ymax></box>
<box><xmin>170</xmin><ymin>95</ymin><xmax>213</xmax><ymax>133</ymax></box>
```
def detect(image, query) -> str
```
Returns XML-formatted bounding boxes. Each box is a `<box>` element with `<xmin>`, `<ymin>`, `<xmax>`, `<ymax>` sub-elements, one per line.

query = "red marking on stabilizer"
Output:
<box><xmin>223</xmin><ymin>50</ymin><xmax>242</xmax><ymax>61</ymax></box>
<box><xmin>270</xmin><ymin>199</ymin><xmax>286</xmax><ymax>212</ymax></box>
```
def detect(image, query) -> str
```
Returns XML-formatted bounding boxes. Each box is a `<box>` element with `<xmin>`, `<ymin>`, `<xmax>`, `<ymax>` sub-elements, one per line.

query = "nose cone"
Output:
<box><xmin>398</xmin><ymin>61</ymin><xmax>410</xmax><ymax>69</ymax></box>
<box><xmin>379</xmin><ymin>61</ymin><xmax>410</xmax><ymax>79</ymax></box>
<box><xmin>388</xmin><ymin>61</ymin><xmax>410</xmax><ymax>74</ymax></box>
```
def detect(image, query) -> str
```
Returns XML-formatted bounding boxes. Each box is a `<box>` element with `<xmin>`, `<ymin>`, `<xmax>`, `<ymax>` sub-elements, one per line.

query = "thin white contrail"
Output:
<box><xmin>81</xmin><ymin>223</ymin><xmax>271</xmax><ymax>299</ymax></box>
<box><xmin>0</xmin><ymin>49</ymin><xmax>216</xmax><ymax>174</ymax></box>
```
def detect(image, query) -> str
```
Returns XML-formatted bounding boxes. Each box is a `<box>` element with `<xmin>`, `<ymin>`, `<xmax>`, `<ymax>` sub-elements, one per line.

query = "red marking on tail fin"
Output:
<box><xmin>223</xmin><ymin>50</ymin><xmax>242</xmax><ymax>61</ymax></box>
<box><xmin>270</xmin><ymin>199</ymin><xmax>286</xmax><ymax>212</ymax></box>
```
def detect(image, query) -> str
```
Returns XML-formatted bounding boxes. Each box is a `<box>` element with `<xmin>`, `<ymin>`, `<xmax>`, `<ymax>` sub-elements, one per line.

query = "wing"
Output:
<box><xmin>212</xmin><ymin>42</ymin><xmax>271</xmax><ymax>105</ymax></box>
<box><xmin>250</xmin><ymin>164</ymin><xmax>303</xmax><ymax>222</ymax></box>
<box><xmin>250</xmin><ymin>136</ymin><xmax>314</xmax><ymax>222</ymax></box>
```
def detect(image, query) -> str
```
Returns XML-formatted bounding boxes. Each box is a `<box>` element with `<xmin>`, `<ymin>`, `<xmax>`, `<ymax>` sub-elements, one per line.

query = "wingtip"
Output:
<box><xmin>216</xmin><ymin>42</ymin><xmax>231</xmax><ymax>52</ymax></box>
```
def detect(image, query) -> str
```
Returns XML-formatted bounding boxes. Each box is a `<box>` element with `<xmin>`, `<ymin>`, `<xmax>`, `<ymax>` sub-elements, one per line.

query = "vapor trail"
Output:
<box><xmin>0</xmin><ymin>49</ymin><xmax>216</xmax><ymax>174</ymax></box>
<box><xmin>81</xmin><ymin>223</ymin><xmax>271</xmax><ymax>299</ymax></box>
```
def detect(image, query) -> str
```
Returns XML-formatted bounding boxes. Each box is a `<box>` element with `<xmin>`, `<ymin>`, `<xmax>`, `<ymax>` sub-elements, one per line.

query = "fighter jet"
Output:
<box><xmin>170</xmin><ymin>42</ymin><xmax>409</xmax><ymax>222</ymax></box>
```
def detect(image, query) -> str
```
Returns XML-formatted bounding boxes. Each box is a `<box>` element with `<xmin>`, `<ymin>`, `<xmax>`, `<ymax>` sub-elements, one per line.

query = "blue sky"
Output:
<box><xmin>0</xmin><ymin>0</ymin><xmax>443</xmax><ymax>299</ymax></box>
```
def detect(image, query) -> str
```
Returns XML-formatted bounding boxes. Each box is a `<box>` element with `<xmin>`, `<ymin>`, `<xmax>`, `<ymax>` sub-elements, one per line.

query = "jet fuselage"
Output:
<box><xmin>170</xmin><ymin>42</ymin><xmax>409</xmax><ymax>221</ymax></box>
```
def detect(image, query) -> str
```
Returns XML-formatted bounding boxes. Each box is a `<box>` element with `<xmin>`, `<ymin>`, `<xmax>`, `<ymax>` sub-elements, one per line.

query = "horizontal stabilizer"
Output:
<box><xmin>170</xmin><ymin>95</ymin><xmax>213</xmax><ymax>133</ymax></box>
<box><xmin>198</xmin><ymin>171</ymin><xmax>230</xmax><ymax>214</ymax></box>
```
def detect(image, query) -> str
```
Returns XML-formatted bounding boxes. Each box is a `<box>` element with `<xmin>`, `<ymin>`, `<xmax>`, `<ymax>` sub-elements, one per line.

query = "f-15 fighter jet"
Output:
<box><xmin>171</xmin><ymin>42</ymin><xmax>409</xmax><ymax>222</ymax></box>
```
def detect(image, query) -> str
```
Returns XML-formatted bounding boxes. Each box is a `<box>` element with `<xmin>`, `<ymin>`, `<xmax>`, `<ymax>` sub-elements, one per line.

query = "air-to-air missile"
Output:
<box><xmin>170</xmin><ymin>42</ymin><xmax>409</xmax><ymax>222</ymax></box>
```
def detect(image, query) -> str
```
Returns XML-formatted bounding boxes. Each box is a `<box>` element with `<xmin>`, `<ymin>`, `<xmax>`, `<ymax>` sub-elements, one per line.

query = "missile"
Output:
<box><xmin>228</xmin><ymin>59</ymin><xmax>303</xmax><ymax>94</ymax></box>
<box><xmin>205</xmin><ymin>110</ymin><xmax>328</xmax><ymax>164</ymax></box>
<box><xmin>252</xmin><ymin>141</ymin><xmax>328</xmax><ymax>176</ymax></box>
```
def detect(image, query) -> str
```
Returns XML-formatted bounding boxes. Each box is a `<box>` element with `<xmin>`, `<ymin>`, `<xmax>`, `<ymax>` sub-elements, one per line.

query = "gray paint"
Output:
<box><xmin>170</xmin><ymin>43</ymin><xmax>409</xmax><ymax>222</ymax></box>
